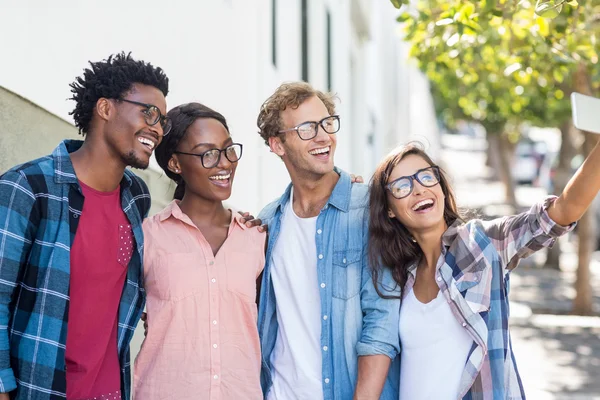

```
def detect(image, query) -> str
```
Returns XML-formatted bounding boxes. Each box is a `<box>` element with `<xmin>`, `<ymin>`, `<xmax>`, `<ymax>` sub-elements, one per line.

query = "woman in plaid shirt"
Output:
<box><xmin>368</xmin><ymin>141</ymin><xmax>599</xmax><ymax>399</ymax></box>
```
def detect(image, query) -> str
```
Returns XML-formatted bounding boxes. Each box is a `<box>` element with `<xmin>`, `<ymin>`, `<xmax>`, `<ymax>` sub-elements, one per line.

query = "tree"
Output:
<box><xmin>391</xmin><ymin>0</ymin><xmax>600</xmax><ymax>314</ymax></box>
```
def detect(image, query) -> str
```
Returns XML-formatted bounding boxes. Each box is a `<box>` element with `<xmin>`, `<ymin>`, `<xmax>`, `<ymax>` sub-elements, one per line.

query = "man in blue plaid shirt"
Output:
<box><xmin>0</xmin><ymin>53</ymin><xmax>170</xmax><ymax>399</ymax></box>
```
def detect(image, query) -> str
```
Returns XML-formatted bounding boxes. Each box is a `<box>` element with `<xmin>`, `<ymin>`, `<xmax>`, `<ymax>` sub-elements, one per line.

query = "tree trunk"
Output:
<box><xmin>572</xmin><ymin>63</ymin><xmax>596</xmax><ymax>315</ymax></box>
<box><xmin>487</xmin><ymin>133</ymin><xmax>518</xmax><ymax>212</ymax></box>
<box><xmin>545</xmin><ymin>120</ymin><xmax>578</xmax><ymax>270</ymax></box>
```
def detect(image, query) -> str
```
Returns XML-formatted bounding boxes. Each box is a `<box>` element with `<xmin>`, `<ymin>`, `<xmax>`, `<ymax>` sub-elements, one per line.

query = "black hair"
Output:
<box><xmin>69</xmin><ymin>52</ymin><xmax>169</xmax><ymax>135</ymax></box>
<box><xmin>155</xmin><ymin>102</ymin><xmax>230</xmax><ymax>200</ymax></box>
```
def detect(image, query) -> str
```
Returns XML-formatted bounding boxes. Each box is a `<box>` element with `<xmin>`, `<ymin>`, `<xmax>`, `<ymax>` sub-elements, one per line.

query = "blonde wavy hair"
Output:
<box><xmin>257</xmin><ymin>82</ymin><xmax>337</xmax><ymax>145</ymax></box>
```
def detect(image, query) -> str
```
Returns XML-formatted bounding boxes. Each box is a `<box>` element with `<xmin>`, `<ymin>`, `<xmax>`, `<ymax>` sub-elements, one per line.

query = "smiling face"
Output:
<box><xmin>270</xmin><ymin>96</ymin><xmax>337</xmax><ymax>180</ymax></box>
<box><xmin>105</xmin><ymin>83</ymin><xmax>167</xmax><ymax>169</ymax></box>
<box><xmin>386</xmin><ymin>154</ymin><xmax>446</xmax><ymax>234</ymax></box>
<box><xmin>169</xmin><ymin>117</ymin><xmax>237</xmax><ymax>202</ymax></box>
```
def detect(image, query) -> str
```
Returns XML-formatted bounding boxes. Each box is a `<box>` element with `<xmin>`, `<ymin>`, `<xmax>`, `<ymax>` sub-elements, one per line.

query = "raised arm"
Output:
<box><xmin>548</xmin><ymin>140</ymin><xmax>600</xmax><ymax>226</ymax></box>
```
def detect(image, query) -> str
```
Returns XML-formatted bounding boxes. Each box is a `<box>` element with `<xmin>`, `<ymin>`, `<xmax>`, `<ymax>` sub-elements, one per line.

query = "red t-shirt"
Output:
<box><xmin>66</xmin><ymin>181</ymin><xmax>133</xmax><ymax>400</ymax></box>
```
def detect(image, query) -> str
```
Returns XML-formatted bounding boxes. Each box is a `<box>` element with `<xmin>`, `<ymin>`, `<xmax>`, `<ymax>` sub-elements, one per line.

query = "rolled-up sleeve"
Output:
<box><xmin>481</xmin><ymin>196</ymin><xmax>576</xmax><ymax>273</ymax></box>
<box><xmin>356</xmin><ymin>213</ymin><xmax>400</xmax><ymax>360</ymax></box>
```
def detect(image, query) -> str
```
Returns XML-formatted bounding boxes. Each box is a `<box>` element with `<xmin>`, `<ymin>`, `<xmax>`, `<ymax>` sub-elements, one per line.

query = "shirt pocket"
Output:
<box><xmin>152</xmin><ymin>252</ymin><xmax>204</xmax><ymax>301</ymax></box>
<box><xmin>117</xmin><ymin>224</ymin><xmax>134</xmax><ymax>268</ymax></box>
<box><xmin>454</xmin><ymin>256</ymin><xmax>492</xmax><ymax>313</ymax></box>
<box><xmin>332</xmin><ymin>249</ymin><xmax>362</xmax><ymax>300</ymax></box>
<box><xmin>225</xmin><ymin>251</ymin><xmax>259</xmax><ymax>303</ymax></box>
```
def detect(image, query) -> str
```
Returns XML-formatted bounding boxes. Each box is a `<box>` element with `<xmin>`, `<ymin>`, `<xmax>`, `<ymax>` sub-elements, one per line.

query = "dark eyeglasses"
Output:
<box><xmin>278</xmin><ymin>115</ymin><xmax>340</xmax><ymax>140</ymax></box>
<box><xmin>386</xmin><ymin>166</ymin><xmax>441</xmax><ymax>199</ymax></box>
<box><xmin>174</xmin><ymin>143</ymin><xmax>243</xmax><ymax>169</ymax></box>
<box><xmin>120</xmin><ymin>98</ymin><xmax>172</xmax><ymax>136</ymax></box>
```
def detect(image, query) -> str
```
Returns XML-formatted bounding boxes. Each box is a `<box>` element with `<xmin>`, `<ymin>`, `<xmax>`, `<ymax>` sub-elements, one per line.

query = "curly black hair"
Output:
<box><xmin>69</xmin><ymin>52</ymin><xmax>169</xmax><ymax>135</ymax></box>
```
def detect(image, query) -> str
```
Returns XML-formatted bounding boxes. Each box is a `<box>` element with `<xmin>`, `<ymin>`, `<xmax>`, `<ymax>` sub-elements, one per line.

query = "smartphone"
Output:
<box><xmin>571</xmin><ymin>92</ymin><xmax>600</xmax><ymax>134</ymax></box>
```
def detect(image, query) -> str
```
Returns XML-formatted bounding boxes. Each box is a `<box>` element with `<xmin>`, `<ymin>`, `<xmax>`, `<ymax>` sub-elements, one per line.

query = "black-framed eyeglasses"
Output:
<box><xmin>174</xmin><ymin>143</ymin><xmax>243</xmax><ymax>169</ymax></box>
<box><xmin>278</xmin><ymin>115</ymin><xmax>340</xmax><ymax>140</ymax></box>
<box><xmin>386</xmin><ymin>166</ymin><xmax>441</xmax><ymax>199</ymax></box>
<box><xmin>119</xmin><ymin>98</ymin><xmax>172</xmax><ymax>136</ymax></box>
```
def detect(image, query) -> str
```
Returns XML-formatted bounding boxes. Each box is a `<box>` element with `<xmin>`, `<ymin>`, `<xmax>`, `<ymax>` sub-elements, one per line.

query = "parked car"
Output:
<box><xmin>513</xmin><ymin>138</ymin><xmax>548</xmax><ymax>185</ymax></box>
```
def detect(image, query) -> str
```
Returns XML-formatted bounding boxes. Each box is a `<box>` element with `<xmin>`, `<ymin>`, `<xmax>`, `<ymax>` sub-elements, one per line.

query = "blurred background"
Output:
<box><xmin>1</xmin><ymin>1</ymin><xmax>599</xmax><ymax>398</ymax></box>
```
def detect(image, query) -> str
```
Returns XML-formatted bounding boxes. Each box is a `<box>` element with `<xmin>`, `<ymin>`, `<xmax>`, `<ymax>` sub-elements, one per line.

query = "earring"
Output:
<box><xmin>388</xmin><ymin>210</ymin><xmax>394</xmax><ymax>218</ymax></box>
<box><xmin>175</xmin><ymin>169</ymin><xmax>180</xmax><ymax>173</ymax></box>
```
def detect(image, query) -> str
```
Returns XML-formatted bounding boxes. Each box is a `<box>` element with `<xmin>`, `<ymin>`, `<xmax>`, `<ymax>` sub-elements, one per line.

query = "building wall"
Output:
<box><xmin>0</xmin><ymin>0</ymin><xmax>439</xmax><ymax>216</ymax></box>
<box><xmin>0</xmin><ymin>86</ymin><xmax>174</xmax><ymax>215</ymax></box>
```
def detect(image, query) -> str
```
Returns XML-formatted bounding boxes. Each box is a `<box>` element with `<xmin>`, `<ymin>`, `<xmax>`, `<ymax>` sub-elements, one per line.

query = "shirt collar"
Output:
<box><xmin>275</xmin><ymin>167</ymin><xmax>351</xmax><ymax>214</ymax></box>
<box><xmin>159</xmin><ymin>200</ymin><xmax>248</xmax><ymax>231</ymax></box>
<box><xmin>406</xmin><ymin>219</ymin><xmax>463</xmax><ymax>274</ymax></box>
<box><xmin>52</xmin><ymin>139</ymin><xmax>132</xmax><ymax>188</ymax></box>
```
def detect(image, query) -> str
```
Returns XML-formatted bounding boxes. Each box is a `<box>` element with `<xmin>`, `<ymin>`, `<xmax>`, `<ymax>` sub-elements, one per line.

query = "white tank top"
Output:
<box><xmin>399</xmin><ymin>288</ymin><xmax>473</xmax><ymax>400</ymax></box>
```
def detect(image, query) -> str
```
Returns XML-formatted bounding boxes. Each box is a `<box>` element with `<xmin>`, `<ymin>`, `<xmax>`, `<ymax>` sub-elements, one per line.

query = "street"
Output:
<box><xmin>441</xmin><ymin>133</ymin><xmax>600</xmax><ymax>400</ymax></box>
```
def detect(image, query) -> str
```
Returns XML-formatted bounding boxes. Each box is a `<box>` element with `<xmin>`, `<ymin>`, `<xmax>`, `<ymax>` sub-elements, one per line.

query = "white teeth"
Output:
<box><xmin>138</xmin><ymin>137</ymin><xmax>155</xmax><ymax>150</ymax></box>
<box><xmin>209</xmin><ymin>173</ymin><xmax>231</xmax><ymax>181</ymax></box>
<box><xmin>412</xmin><ymin>199</ymin><xmax>434</xmax><ymax>211</ymax></box>
<box><xmin>309</xmin><ymin>147</ymin><xmax>330</xmax><ymax>155</ymax></box>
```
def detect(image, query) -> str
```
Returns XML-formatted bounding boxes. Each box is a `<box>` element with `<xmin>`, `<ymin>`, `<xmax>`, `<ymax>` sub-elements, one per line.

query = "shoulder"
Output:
<box><xmin>1</xmin><ymin>155</ymin><xmax>55</xmax><ymax>195</ymax></box>
<box><xmin>348</xmin><ymin>183</ymin><xmax>369</xmax><ymax>210</ymax></box>
<box><xmin>125</xmin><ymin>169</ymin><xmax>150</xmax><ymax>196</ymax></box>
<box><xmin>258</xmin><ymin>196</ymin><xmax>283</xmax><ymax>222</ymax></box>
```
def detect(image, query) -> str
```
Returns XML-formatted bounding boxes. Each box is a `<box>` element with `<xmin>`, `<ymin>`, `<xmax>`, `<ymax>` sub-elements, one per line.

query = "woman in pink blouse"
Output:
<box><xmin>133</xmin><ymin>103</ymin><xmax>266</xmax><ymax>399</ymax></box>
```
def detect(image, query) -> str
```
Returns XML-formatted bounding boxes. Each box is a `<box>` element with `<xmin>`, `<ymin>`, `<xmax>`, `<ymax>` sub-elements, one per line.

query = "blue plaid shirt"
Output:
<box><xmin>402</xmin><ymin>197</ymin><xmax>574</xmax><ymax>399</ymax></box>
<box><xmin>0</xmin><ymin>140</ymin><xmax>149</xmax><ymax>399</ymax></box>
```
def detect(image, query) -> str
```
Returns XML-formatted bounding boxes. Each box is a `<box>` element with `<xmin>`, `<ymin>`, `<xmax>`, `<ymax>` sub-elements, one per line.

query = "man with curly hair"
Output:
<box><xmin>0</xmin><ymin>52</ymin><xmax>169</xmax><ymax>400</ymax></box>
<box><xmin>256</xmin><ymin>82</ymin><xmax>400</xmax><ymax>400</ymax></box>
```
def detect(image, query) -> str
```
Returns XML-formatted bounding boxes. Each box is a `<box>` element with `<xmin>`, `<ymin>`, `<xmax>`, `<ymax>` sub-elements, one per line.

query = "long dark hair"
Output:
<box><xmin>368</xmin><ymin>143</ymin><xmax>461</xmax><ymax>298</ymax></box>
<box><xmin>154</xmin><ymin>102</ymin><xmax>229</xmax><ymax>200</ymax></box>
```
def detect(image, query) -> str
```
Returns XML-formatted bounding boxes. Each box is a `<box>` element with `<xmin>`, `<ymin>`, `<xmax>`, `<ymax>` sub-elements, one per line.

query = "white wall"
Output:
<box><xmin>0</xmin><ymin>0</ymin><xmax>439</xmax><ymax>213</ymax></box>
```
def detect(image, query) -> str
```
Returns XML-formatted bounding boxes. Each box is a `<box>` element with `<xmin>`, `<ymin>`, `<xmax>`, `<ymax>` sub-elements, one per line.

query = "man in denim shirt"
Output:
<box><xmin>256</xmin><ymin>82</ymin><xmax>400</xmax><ymax>400</ymax></box>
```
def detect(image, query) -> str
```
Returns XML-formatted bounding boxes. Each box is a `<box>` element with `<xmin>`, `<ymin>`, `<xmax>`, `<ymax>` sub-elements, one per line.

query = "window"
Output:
<box><xmin>272</xmin><ymin>0</ymin><xmax>277</xmax><ymax>67</ymax></box>
<box><xmin>301</xmin><ymin>0</ymin><xmax>309</xmax><ymax>81</ymax></box>
<box><xmin>326</xmin><ymin>10</ymin><xmax>332</xmax><ymax>91</ymax></box>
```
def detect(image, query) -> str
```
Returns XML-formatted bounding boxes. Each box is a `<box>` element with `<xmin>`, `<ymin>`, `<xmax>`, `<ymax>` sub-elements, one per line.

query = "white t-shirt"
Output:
<box><xmin>267</xmin><ymin>189</ymin><xmax>323</xmax><ymax>400</ymax></box>
<box><xmin>399</xmin><ymin>288</ymin><xmax>473</xmax><ymax>400</ymax></box>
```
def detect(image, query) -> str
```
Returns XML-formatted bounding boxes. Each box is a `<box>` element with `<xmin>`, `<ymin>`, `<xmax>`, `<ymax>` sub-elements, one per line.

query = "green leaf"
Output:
<box><xmin>535</xmin><ymin>0</ymin><xmax>564</xmax><ymax>18</ymax></box>
<box><xmin>390</xmin><ymin>0</ymin><xmax>402</xmax><ymax>9</ymax></box>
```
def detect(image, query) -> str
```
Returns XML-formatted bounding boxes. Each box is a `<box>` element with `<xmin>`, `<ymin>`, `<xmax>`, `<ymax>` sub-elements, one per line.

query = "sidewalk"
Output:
<box><xmin>441</xmin><ymin>134</ymin><xmax>600</xmax><ymax>399</ymax></box>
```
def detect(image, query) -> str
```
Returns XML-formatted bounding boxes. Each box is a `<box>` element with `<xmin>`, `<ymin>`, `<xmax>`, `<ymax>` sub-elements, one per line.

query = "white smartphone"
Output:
<box><xmin>571</xmin><ymin>92</ymin><xmax>600</xmax><ymax>134</ymax></box>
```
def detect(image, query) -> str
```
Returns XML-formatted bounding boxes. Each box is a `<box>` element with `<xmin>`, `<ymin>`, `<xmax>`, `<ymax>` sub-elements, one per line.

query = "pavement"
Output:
<box><xmin>441</xmin><ymin>133</ymin><xmax>600</xmax><ymax>399</ymax></box>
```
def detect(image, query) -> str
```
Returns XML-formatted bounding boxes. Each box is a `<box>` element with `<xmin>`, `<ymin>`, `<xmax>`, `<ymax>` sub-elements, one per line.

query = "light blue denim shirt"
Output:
<box><xmin>257</xmin><ymin>169</ymin><xmax>401</xmax><ymax>400</ymax></box>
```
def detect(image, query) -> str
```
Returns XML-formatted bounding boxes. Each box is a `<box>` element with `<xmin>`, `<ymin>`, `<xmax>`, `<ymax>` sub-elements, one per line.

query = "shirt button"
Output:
<box><xmin>323</xmin><ymin>346</ymin><xmax>328</xmax><ymax>351</ymax></box>
<box><xmin>318</xmin><ymin>254</ymin><xmax>324</xmax><ymax>260</ymax></box>
<box><xmin>462</xmin><ymin>322</ymin><xmax>467</xmax><ymax>327</ymax></box>
<box><xmin>320</xmin><ymin>283</ymin><xmax>326</xmax><ymax>288</ymax></box>
<box><xmin>436</xmin><ymin>276</ymin><xmax>442</xmax><ymax>282</ymax></box>
<box><xmin>213</xmin><ymin>375</ymin><xmax>219</xmax><ymax>380</ymax></box>
<box><xmin>213</xmin><ymin>320</ymin><xmax>218</xmax><ymax>325</ymax></box>
<box><xmin>342</xmin><ymin>258</ymin><xmax>346</xmax><ymax>264</ymax></box>
<box><xmin>213</xmin><ymin>344</ymin><xmax>218</xmax><ymax>349</ymax></box>
<box><xmin>324</xmin><ymin>378</ymin><xmax>330</xmax><ymax>384</ymax></box>
<box><xmin>317</xmin><ymin>229</ymin><xmax>322</xmax><ymax>234</ymax></box>
<box><xmin>211</xmin><ymin>278</ymin><xmax>216</xmax><ymax>283</ymax></box>
<box><xmin>209</xmin><ymin>261</ymin><xmax>214</xmax><ymax>266</ymax></box>
<box><xmin>323</xmin><ymin>315</ymin><xmax>328</xmax><ymax>320</ymax></box>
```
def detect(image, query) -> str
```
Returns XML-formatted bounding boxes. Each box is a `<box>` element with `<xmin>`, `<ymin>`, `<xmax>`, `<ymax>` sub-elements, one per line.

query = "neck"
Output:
<box><xmin>69</xmin><ymin>136</ymin><xmax>127</xmax><ymax>192</ymax></box>
<box><xmin>289</xmin><ymin>170</ymin><xmax>339</xmax><ymax>218</ymax></box>
<box><xmin>178</xmin><ymin>193</ymin><xmax>229</xmax><ymax>226</ymax></box>
<box><xmin>412</xmin><ymin>222</ymin><xmax>448</xmax><ymax>271</ymax></box>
